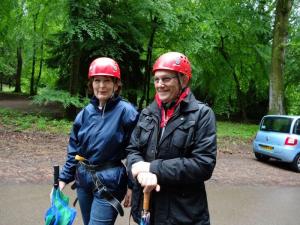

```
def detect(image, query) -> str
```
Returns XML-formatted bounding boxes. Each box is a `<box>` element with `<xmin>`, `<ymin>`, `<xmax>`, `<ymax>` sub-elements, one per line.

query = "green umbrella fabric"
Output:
<box><xmin>44</xmin><ymin>188</ymin><xmax>76</xmax><ymax>225</ymax></box>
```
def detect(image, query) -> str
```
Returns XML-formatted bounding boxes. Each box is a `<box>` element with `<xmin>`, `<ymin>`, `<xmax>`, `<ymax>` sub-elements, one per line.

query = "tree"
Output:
<box><xmin>283</xmin><ymin>0</ymin><xmax>300</xmax><ymax>114</ymax></box>
<box><xmin>15</xmin><ymin>47</ymin><xmax>22</xmax><ymax>93</ymax></box>
<box><xmin>269</xmin><ymin>0</ymin><xmax>293</xmax><ymax>114</ymax></box>
<box><xmin>0</xmin><ymin>0</ymin><xmax>25</xmax><ymax>93</ymax></box>
<box><xmin>46</xmin><ymin>0</ymin><xmax>148</xmax><ymax>117</ymax></box>
<box><xmin>166</xmin><ymin>0</ymin><xmax>272</xmax><ymax>120</ymax></box>
<box><xmin>29</xmin><ymin>9</ymin><xmax>39</xmax><ymax>95</ymax></box>
<box><xmin>2</xmin><ymin>0</ymin><xmax>299</xmax><ymax>121</ymax></box>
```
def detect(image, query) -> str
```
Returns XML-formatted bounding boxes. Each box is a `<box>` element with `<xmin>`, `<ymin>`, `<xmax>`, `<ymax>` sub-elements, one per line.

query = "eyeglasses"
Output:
<box><xmin>153</xmin><ymin>75</ymin><xmax>177</xmax><ymax>84</ymax></box>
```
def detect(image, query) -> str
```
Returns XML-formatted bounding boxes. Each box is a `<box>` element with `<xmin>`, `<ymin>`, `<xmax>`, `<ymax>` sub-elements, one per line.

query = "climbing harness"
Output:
<box><xmin>74</xmin><ymin>155</ymin><xmax>124</xmax><ymax>216</ymax></box>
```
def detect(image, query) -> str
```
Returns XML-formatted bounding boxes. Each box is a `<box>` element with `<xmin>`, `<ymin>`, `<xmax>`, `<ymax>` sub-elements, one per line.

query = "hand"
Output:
<box><xmin>131</xmin><ymin>161</ymin><xmax>150</xmax><ymax>178</ymax></box>
<box><xmin>137</xmin><ymin>172</ymin><xmax>160</xmax><ymax>193</ymax></box>
<box><xmin>123</xmin><ymin>188</ymin><xmax>132</xmax><ymax>208</ymax></box>
<box><xmin>50</xmin><ymin>181</ymin><xmax>66</xmax><ymax>203</ymax></box>
<box><xmin>59</xmin><ymin>180</ymin><xmax>66</xmax><ymax>191</ymax></box>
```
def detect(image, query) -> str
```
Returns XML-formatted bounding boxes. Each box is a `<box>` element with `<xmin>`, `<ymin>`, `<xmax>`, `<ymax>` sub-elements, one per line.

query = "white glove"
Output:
<box><xmin>137</xmin><ymin>172</ymin><xmax>160</xmax><ymax>192</ymax></box>
<box><xmin>131</xmin><ymin>161</ymin><xmax>150</xmax><ymax>177</ymax></box>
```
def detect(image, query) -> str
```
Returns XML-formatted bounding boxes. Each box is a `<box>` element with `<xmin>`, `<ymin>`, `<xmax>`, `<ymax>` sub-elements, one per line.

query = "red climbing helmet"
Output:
<box><xmin>88</xmin><ymin>57</ymin><xmax>121</xmax><ymax>79</ymax></box>
<box><xmin>152</xmin><ymin>52</ymin><xmax>192</xmax><ymax>80</ymax></box>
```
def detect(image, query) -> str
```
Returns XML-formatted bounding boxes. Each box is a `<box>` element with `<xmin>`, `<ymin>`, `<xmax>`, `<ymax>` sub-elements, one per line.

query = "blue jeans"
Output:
<box><xmin>77</xmin><ymin>187</ymin><xmax>118</xmax><ymax>225</ymax></box>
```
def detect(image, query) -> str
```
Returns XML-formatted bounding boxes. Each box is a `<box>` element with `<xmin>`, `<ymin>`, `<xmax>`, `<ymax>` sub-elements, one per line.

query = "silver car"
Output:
<box><xmin>252</xmin><ymin>115</ymin><xmax>300</xmax><ymax>172</ymax></box>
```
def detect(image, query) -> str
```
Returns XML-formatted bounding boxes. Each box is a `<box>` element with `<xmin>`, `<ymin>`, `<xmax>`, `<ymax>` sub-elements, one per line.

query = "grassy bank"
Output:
<box><xmin>217</xmin><ymin>121</ymin><xmax>258</xmax><ymax>140</ymax></box>
<box><xmin>0</xmin><ymin>108</ymin><xmax>71</xmax><ymax>134</ymax></box>
<box><xmin>0</xmin><ymin>108</ymin><xmax>259</xmax><ymax>139</ymax></box>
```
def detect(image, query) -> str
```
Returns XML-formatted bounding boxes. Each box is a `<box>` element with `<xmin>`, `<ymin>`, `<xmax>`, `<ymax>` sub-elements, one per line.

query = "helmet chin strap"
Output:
<box><xmin>110</xmin><ymin>81</ymin><xmax>116</xmax><ymax>99</ymax></box>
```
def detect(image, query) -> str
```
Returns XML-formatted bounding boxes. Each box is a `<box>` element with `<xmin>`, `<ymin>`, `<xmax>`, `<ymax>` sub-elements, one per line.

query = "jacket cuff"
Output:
<box><xmin>59</xmin><ymin>173</ymin><xmax>74</xmax><ymax>184</ymax></box>
<box><xmin>149</xmin><ymin>160</ymin><xmax>161</xmax><ymax>175</ymax></box>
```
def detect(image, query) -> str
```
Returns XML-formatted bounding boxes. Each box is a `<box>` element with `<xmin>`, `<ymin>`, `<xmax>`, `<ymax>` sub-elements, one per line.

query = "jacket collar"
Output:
<box><xmin>180</xmin><ymin>92</ymin><xmax>200</xmax><ymax>113</ymax></box>
<box><xmin>90</xmin><ymin>95</ymin><xmax>121</xmax><ymax>112</ymax></box>
<box><xmin>146</xmin><ymin>91</ymin><xmax>199</xmax><ymax>116</ymax></box>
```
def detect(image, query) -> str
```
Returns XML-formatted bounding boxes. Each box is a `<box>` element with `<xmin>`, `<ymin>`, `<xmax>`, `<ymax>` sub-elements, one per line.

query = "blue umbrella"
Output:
<box><xmin>44</xmin><ymin>166</ymin><xmax>77</xmax><ymax>225</ymax></box>
<box><xmin>140</xmin><ymin>192</ymin><xmax>150</xmax><ymax>225</ymax></box>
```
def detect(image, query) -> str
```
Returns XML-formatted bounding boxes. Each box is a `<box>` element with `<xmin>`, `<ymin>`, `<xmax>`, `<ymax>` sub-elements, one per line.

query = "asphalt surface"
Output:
<box><xmin>1</xmin><ymin>183</ymin><xmax>300</xmax><ymax>225</ymax></box>
<box><xmin>1</xmin><ymin>95</ymin><xmax>300</xmax><ymax>225</ymax></box>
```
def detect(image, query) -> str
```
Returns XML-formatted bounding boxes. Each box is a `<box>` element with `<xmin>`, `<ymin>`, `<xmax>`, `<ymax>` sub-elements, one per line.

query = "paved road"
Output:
<box><xmin>1</xmin><ymin>183</ymin><xmax>300</xmax><ymax>225</ymax></box>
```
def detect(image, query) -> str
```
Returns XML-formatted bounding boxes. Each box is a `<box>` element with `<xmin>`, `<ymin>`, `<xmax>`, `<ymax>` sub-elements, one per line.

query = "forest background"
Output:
<box><xmin>0</xmin><ymin>0</ymin><xmax>299</xmax><ymax>121</ymax></box>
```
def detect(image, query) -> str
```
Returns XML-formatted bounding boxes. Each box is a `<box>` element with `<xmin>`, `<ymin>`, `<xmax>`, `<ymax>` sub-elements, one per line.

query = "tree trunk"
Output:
<box><xmin>65</xmin><ymin>0</ymin><xmax>81</xmax><ymax>120</ymax></box>
<box><xmin>232</xmin><ymin>70</ymin><xmax>247</xmax><ymax>121</ymax></box>
<box><xmin>14</xmin><ymin>46</ymin><xmax>22</xmax><ymax>93</ymax></box>
<box><xmin>145</xmin><ymin>15</ymin><xmax>158</xmax><ymax>105</ymax></box>
<box><xmin>69</xmin><ymin>43</ymin><xmax>80</xmax><ymax>96</ymax></box>
<box><xmin>66</xmin><ymin>40</ymin><xmax>81</xmax><ymax>120</ymax></box>
<box><xmin>0</xmin><ymin>73</ymin><xmax>3</xmax><ymax>91</ymax></box>
<box><xmin>35</xmin><ymin>40</ymin><xmax>44</xmax><ymax>95</ymax></box>
<box><xmin>268</xmin><ymin>0</ymin><xmax>293</xmax><ymax>114</ymax></box>
<box><xmin>219</xmin><ymin>37</ymin><xmax>248</xmax><ymax>121</ymax></box>
<box><xmin>30</xmin><ymin>13</ymin><xmax>39</xmax><ymax>96</ymax></box>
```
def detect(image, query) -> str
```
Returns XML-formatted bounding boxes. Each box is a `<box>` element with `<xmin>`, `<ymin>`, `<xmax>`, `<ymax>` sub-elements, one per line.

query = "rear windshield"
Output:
<box><xmin>260</xmin><ymin>117</ymin><xmax>292</xmax><ymax>133</ymax></box>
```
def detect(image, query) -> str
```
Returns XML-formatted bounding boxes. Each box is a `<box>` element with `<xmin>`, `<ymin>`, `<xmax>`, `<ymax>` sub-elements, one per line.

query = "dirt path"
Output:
<box><xmin>0</xmin><ymin>128</ymin><xmax>299</xmax><ymax>186</ymax></box>
<box><xmin>0</xmin><ymin>96</ymin><xmax>299</xmax><ymax>186</ymax></box>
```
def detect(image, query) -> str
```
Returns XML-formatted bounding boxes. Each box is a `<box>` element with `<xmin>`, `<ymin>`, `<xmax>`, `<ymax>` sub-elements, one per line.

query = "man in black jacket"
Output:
<box><xmin>126</xmin><ymin>52</ymin><xmax>217</xmax><ymax>225</ymax></box>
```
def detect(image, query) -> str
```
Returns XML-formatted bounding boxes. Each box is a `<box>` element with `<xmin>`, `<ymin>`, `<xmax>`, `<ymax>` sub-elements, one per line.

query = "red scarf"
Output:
<box><xmin>155</xmin><ymin>88</ymin><xmax>190</xmax><ymax>128</ymax></box>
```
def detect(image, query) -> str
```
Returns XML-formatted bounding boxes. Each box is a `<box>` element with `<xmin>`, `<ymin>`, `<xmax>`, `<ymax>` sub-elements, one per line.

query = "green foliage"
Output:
<box><xmin>46</xmin><ymin>0</ymin><xmax>147</xmax><ymax>98</ymax></box>
<box><xmin>33</xmin><ymin>87</ymin><xmax>89</xmax><ymax>108</ymax></box>
<box><xmin>188</xmin><ymin>0</ymin><xmax>271</xmax><ymax>117</ymax></box>
<box><xmin>284</xmin><ymin>3</ymin><xmax>300</xmax><ymax>115</ymax></box>
<box><xmin>0</xmin><ymin>108</ymin><xmax>71</xmax><ymax>134</ymax></box>
<box><xmin>285</xmin><ymin>85</ymin><xmax>300</xmax><ymax>115</ymax></box>
<box><xmin>0</xmin><ymin>0</ymin><xmax>18</xmax><ymax>82</ymax></box>
<box><xmin>146</xmin><ymin>0</ymin><xmax>274</xmax><ymax>119</ymax></box>
<box><xmin>0</xmin><ymin>0</ymin><xmax>67</xmax><ymax>94</ymax></box>
<box><xmin>1</xmin><ymin>0</ymin><xmax>299</xmax><ymax>120</ymax></box>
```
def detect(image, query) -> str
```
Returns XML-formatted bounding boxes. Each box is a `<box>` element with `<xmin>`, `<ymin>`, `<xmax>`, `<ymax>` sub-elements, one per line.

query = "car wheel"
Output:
<box><xmin>254</xmin><ymin>153</ymin><xmax>270</xmax><ymax>162</ymax></box>
<box><xmin>291</xmin><ymin>154</ymin><xmax>300</xmax><ymax>172</ymax></box>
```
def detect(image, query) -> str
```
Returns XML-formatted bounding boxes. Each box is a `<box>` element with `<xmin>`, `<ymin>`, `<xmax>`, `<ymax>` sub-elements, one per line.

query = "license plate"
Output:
<box><xmin>259</xmin><ymin>144</ymin><xmax>273</xmax><ymax>150</ymax></box>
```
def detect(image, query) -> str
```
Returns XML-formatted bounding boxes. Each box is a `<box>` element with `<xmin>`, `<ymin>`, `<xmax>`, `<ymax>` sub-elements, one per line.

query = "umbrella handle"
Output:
<box><xmin>143</xmin><ymin>192</ymin><xmax>150</xmax><ymax>211</ymax></box>
<box><xmin>53</xmin><ymin>165</ymin><xmax>59</xmax><ymax>189</ymax></box>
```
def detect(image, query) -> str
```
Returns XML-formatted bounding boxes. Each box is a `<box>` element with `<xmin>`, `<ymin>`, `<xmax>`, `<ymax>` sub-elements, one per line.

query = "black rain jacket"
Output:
<box><xmin>127</xmin><ymin>92</ymin><xmax>217</xmax><ymax>225</ymax></box>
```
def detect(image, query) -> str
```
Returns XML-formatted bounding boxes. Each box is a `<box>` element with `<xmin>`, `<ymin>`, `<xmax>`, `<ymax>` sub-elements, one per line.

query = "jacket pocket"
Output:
<box><xmin>172</xmin><ymin>121</ymin><xmax>195</xmax><ymax>156</ymax></box>
<box><xmin>137</xmin><ymin>121</ymin><xmax>154</xmax><ymax>147</ymax></box>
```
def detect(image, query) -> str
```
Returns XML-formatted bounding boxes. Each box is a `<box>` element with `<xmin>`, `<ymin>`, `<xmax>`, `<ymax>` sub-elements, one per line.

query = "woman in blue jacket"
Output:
<box><xmin>59</xmin><ymin>57</ymin><xmax>139</xmax><ymax>225</ymax></box>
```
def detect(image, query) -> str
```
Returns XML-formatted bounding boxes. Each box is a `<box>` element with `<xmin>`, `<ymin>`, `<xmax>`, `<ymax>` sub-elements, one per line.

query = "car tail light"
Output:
<box><xmin>284</xmin><ymin>137</ymin><xmax>298</xmax><ymax>146</ymax></box>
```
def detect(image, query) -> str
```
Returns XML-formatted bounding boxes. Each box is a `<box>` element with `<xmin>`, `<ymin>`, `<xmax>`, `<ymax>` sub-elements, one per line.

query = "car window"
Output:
<box><xmin>293</xmin><ymin>119</ymin><xmax>300</xmax><ymax>135</ymax></box>
<box><xmin>260</xmin><ymin>117</ymin><xmax>292</xmax><ymax>133</ymax></box>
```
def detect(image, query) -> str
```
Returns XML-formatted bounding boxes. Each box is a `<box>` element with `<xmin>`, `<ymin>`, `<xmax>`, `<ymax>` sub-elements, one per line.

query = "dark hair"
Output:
<box><xmin>87</xmin><ymin>77</ymin><xmax>122</xmax><ymax>96</ymax></box>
